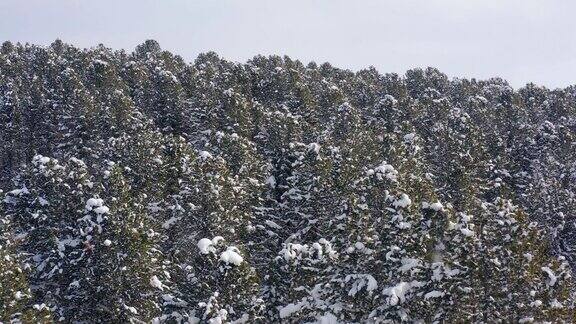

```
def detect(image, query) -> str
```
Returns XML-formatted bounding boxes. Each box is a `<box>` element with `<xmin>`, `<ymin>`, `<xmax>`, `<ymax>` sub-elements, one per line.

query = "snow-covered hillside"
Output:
<box><xmin>1</xmin><ymin>40</ymin><xmax>575</xmax><ymax>323</ymax></box>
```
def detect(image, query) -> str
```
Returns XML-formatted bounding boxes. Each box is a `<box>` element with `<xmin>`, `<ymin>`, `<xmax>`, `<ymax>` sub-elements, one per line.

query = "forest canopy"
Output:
<box><xmin>1</xmin><ymin>40</ymin><xmax>576</xmax><ymax>323</ymax></box>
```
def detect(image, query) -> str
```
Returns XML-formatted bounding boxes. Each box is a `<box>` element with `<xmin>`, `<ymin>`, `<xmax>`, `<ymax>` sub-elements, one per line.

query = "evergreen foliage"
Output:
<box><xmin>1</xmin><ymin>40</ymin><xmax>576</xmax><ymax>323</ymax></box>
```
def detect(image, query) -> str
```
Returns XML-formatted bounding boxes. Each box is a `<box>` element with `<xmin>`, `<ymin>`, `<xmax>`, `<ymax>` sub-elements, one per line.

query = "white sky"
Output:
<box><xmin>1</xmin><ymin>0</ymin><xmax>575</xmax><ymax>88</ymax></box>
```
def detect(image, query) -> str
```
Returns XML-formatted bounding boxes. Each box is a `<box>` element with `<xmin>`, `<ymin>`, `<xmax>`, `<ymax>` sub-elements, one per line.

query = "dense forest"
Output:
<box><xmin>1</xmin><ymin>40</ymin><xmax>576</xmax><ymax>323</ymax></box>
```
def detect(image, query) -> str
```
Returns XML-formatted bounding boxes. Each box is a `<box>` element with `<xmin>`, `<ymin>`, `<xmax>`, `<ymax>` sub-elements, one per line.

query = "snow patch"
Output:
<box><xmin>368</xmin><ymin>161</ymin><xmax>398</xmax><ymax>181</ymax></box>
<box><xmin>125</xmin><ymin>305</ymin><xmax>138</xmax><ymax>314</ymax></box>
<box><xmin>317</xmin><ymin>312</ymin><xmax>338</xmax><ymax>324</ymax></box>
<box><xmin>162</xmin><ymin>216</ymin><xmax>181</xmax><ymax>229</ymax></box>
<box><xmin>423</xmin><ymin>201</ymin><xmax>444</xmax><ymax>211</ymax></box>
<box><xmin>150</xmin><ymin>275</ymin><xmax>164</xmax><ymax>290</ymax></box>
<box><xmin>279</xmin><ymin>302</ymin><xmax>304</xmax><ymax>319</ymax></box>
<box><xmin>38</xmin><ymin>197</ymin><xmax>49</xmax><ymax>206</ymax></box>
<box><xmin>460</xmin><ymin>228</ymin><xmax>474</xmax><ymax>237</ymax></box>
<box><xmin>345</xmin><ymin>274</ymin><xmax>378</xmax><ymax>296</ymax></box>
<box><xmin>265</xmin><ymin>220</ymin><xmax>282</xmax><ymax>229</ymax></box>
<box><xmin>424</xmin><ymin>290</ymin><xmax>445</xmax><ymax>299</ymax></box>
<box><xmin>32</xmin><ymin>155</ymin><xmax>51</xmax><ymax>165</ymax></box>
<box><xmin>265</xmin><ymin>175</ymin><xmax>276</xmax><ymax>188</ymax></box>
<box><xmin>382</xmin><ymin>94</ymin><xmax>398</xmax><ymax>105</ymax></box>
<box><xmin>198</xmin><ymin>151</ymin><xmax>213</xmax><ymax>160</ymax></box>
<box><xmin>85</xmin><ymin>198</ymin><xmax>109</xmax><ymax>215</ymax></box>
<box><xmin>8</xmin><ymin>186</ymin><xmax>29</xmax><ymax>196</ymax></box>
<box><xmin>541</xmin><ymin>266</ymin><xmax>557</xmax><ymax>286</ymax></box>
<box><xmin>198</xmin><ymin>238</ymin><xmax>215</xmax><ymax>254</ymax></box>
<box><xmin>393</xmin><ymin>194</ymin><xmax>412</xmax><ymax>208</ymax></box>
<box><xmin>93</xmin><ymin>206</ymin><xmax>109</xmax><ymax>214</ymax></box>
<box><xmin>308</xmin><ymin>142</ymin><xmax>321</xmax><ymax>154</ymax></box>
<box><xmin>398</xmin><ymin>258</ymin><xmax>420</xmax><ymax>272</ymax></box>
<box><xmin>383</xmin><ymin>282</ymin><xmax>412</xmax><ymax>306</ymax></box>
<box><xmin>197</xmin><ymin>236</ymin><xmax>226</xmax><ymax>254</ymax></box>
<box><xmin>220</xmin><ymin>247</ymin><xmax>244</xmax><ymax>266</ymax></box>
<box><xmin>403</xmin><ymin>133</ymin><xmax>416</xmax><ymax>143</ymax></box>
<box><xmin>279</xmin><ymin>240</ymin><xmax>337</xmax><ymax>261</ymax></box>
<box><xmin>93</xmin><ymin>59</ymin><xmax>109</xmax><ymax>67</ymax></box>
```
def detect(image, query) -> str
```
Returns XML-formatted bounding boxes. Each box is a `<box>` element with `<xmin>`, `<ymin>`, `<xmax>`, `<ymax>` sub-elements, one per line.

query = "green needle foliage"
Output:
<box><xmin>1</xmin><ymin>40</ymin><xmax>575</xmax><ymax>323</ymax></box>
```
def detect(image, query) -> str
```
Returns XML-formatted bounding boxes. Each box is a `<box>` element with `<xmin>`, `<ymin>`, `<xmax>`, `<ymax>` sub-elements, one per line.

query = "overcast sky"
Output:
<box><xmin>1</xmin><ymin>0</ymin><xmax>575</xmax><ymax>88</ymax></box>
